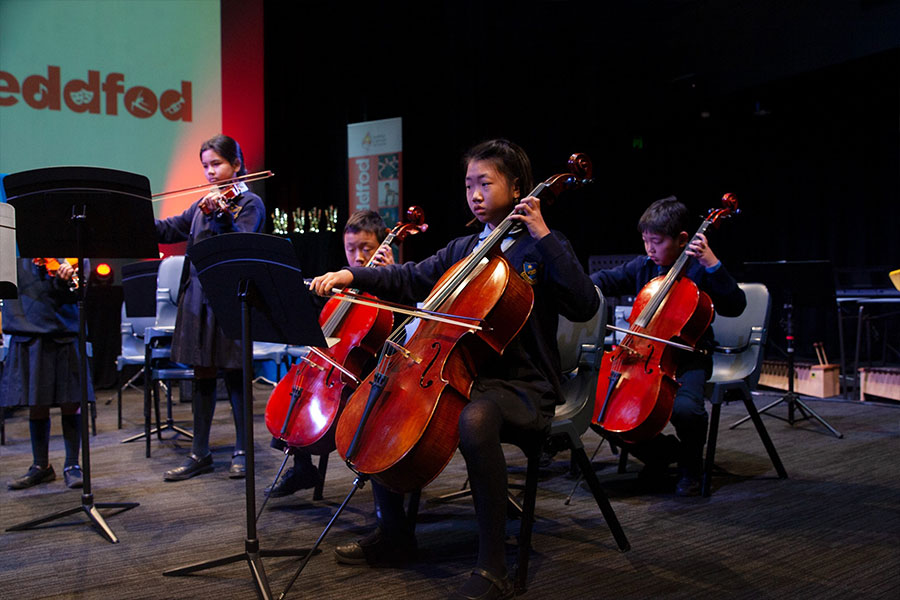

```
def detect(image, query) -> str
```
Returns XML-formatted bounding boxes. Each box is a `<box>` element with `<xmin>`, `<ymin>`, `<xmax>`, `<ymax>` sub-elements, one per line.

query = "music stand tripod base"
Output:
<box><xmin>6</xmin><ymin>498</ymin><xmax>139</xmax><ymax>544</ymax></box>
<box><xmin>163</xmin><ymin>233</ymin><xmax>327</xmax><ymax>599</ymax></box>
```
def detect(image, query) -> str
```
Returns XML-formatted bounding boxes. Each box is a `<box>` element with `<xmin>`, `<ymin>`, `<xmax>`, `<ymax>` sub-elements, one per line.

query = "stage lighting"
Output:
<box><xmin>92</xmin><ymin>262</ymin><xmax>113</xmax><ymax>285</ymax></box>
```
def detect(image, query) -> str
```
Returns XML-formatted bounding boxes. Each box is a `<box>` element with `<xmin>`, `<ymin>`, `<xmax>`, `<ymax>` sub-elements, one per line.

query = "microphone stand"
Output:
<box><xmin>731</xmin><ymin>294</ymin><xmax>843</xmax><ymax>438</ymax></box>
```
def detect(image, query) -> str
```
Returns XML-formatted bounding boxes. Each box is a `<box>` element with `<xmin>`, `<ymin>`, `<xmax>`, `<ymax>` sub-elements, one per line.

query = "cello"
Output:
<box><xmin>334</xmin><ymin>154</ymin><xmax>594</xmax><ymax>493</ymax></box>
<box><xmin>592</xmin><ymin>194</ymin><xmax>739</xmax><ymax>443</ymax></box>
<box><xmin>264</xmin><ymin>207</ymin><xmax>428</xmax><ymax>454</ymax></box>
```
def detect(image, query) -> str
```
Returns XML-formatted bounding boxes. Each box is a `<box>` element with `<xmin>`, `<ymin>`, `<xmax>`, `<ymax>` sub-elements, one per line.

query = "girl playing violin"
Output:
<box><xmin>590</xmin><ymin>196</ymin><xmax>746</xmax><ymax>496</ymax></box>
<box><xmin>310</xmin><ymin>139</ymin><xmax>598</xmax><ymax>600</ymax></box>
<box><xmin>2</xmin><ymin>258</ymin><xmax>89</xmax><ymax>490</ymax></box>
<box><xmin>156</xmin><ymin>134</ymin><xmax>265</xmax><ymax>481</ymax></box>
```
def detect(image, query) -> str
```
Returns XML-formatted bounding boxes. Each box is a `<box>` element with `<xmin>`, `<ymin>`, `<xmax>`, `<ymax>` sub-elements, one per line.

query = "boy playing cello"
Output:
<box><xmin>590</xmin><ymin>196</ymin><xmax>746</xmax><ymax>496</ymax></box>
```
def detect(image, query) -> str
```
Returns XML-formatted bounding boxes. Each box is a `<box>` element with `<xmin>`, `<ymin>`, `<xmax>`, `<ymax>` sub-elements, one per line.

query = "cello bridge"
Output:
<box><xmin>385</xmin><ymin>339</ymin><xmax>422</xmax><ymax>364</ymax></box>
<box><xmin>299</xmin><ymin>356</ymin><xmax>327</xmax><ymax>372</ymax></box>
<box><xmin>616</xmin><ymin>342</ymin><xmax>645</xmax><ymax>360</ymax></box>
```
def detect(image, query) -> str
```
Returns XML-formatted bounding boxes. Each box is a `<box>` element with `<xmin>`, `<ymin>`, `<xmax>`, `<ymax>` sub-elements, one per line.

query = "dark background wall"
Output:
<box><xmin>260</xmin><ymin>0</ymin><xmax>900</xmax><ymax>361</ymax></box>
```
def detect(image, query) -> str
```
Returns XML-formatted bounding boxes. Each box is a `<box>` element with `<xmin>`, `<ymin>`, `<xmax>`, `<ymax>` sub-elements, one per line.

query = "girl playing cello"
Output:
<box><xmin>310</xmin><ymin>139</ymin><xmax>598</xmax><ymax>600</ymax></box>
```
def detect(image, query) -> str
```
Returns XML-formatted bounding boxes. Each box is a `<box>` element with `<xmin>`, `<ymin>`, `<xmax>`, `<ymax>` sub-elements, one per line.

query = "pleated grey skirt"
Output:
<box><xmin>0</xmin><ymin>336</ymin><xmax>95</xmax><ymax>407</ymax></box>
<box><xmin>170</xmin><ymin>278</ymin><xmax>244</xmax><ymax>370</ymax></box>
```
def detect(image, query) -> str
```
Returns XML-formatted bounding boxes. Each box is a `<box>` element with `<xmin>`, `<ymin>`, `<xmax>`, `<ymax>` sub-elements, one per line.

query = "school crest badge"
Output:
<box><xmin>520</xmin><ymin>261</ymin><xmax>539</xmax><ymax>285</ymax></box>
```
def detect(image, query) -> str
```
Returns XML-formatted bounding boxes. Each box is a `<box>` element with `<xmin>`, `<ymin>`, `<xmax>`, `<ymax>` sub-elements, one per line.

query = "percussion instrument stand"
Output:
<box><xmin>731</xmin><ymin>299</ymin><xmax>843</xmax><ymax>438</ymax></box>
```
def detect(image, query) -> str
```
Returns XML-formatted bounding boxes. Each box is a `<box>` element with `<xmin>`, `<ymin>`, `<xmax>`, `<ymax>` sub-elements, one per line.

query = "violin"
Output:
<box><xmin>33</xmin><ymin>257</ymin><xmax>79</xmax><ymax>290</ymax></box>
<box><xmin>593</xmin><ymin>194</ymin><xmax>739</xmax><ymax>443</ymax></box>
<box><xmin>198</xmin><ymin>180</ymin><xmax>249</xmax><ymax>217</ymax></box>
<box><xmin>334</xmin><ymin>154</ymin><xmax>594</xmax><ymax>493</ymax></box>
<box><xmin>264</xmin><ymin>207</ymin><xmax>429</xmax><ymax>454</ymax></box>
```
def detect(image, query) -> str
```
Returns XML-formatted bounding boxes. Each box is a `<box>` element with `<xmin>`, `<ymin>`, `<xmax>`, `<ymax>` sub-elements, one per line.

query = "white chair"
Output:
<box><xmin>123</xmin><ymin>255</ymin><xmax>195</xmax><ymax>456</ymax></box>
<box><xmin>703</xmin><ymin>282</ymin><xmax>788</xmax><ymax>496</ymax></box>
<box><xmin>115</xmin><ymin>304</ymin><xmax>155</xmax><ymax>429</ymax></box>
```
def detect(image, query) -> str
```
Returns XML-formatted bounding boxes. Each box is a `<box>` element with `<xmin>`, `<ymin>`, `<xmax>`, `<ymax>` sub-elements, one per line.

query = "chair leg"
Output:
<box><xmin>313</xmin><ymin>452</ymin><xmax>329</xmax><ymax>501</ymax></box>
<box><xmin>117</xmin><ymin>366</ymin><xmax>145</xmax><ymax>430</ymax></box>
<box><xmin>406</xmin><ymin>488</ymin><xmax>422</xmax><ymax>529</ymax></box>
<box><xmin>427</xmin><ymin>477</ymin><xmax>472</xmax><ymax>504</ymax></box>
<box><xmin>154</xmin><ymin>381</ymin><xmax>164</xmax><ymax>441</ymax></box>
<box><xmin>143</xmin><ymin>369</ymin><xmax>152</xmax><ymax>458</ymax></box>
<box><xmin>617</xmin><ymin>447</ymin><xmax>629</xmax><ymax>474</ymax></box>
<box><xmin>742</xmin><ymin>394</ymin><xmax>788</xmax><ymax>479</ymax></box>
<box><xmin>571</xmin><ymin>446</ymin><xmax>630</xmax><ymax>552</ymax></box>
<box><xmin>515</xmin><ymin>452</ymin><xmax>541</xmax><ymax>594</ymax></box>
<box><xmin>702</xmin><ymin>403</ymin><xmax>722</xmax><ymax>497</ymax></box>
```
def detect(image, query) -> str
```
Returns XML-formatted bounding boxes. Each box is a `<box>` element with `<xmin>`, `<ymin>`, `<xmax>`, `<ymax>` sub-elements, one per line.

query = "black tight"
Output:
<box><xmin>458</xmin><ymin>400</ymin><xmax>508</xmax><ymax>577</ymax></box>
<box><xmin>191</xmin><ymin>370</ymin><xmax>245</xmax><ymax>457</ymax></box>
<box><xmin>368</xmin><ymin>398</ymin><xmax>516</xmax><ymax>579</ymax></box>
<box><xmin>28</xmin><ymin>403</ymin><xmax>81</xmax><ymax>468</ymax></box>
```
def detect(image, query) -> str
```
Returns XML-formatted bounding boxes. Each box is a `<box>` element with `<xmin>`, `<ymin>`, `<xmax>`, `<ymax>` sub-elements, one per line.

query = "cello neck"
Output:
<box><xmin>633</xmin><ymin>218</ymin><xmax>714</xmax><ymax>329</ymax></box>
<box><xmin>322</xmin><ymin>234</ymin><xmax>395</xmax><ymax>335</ymax></box>
<box><xmin>420</xmin><ymin>210</ymin><xmax>516</xmax><ymax>314</ymax></box>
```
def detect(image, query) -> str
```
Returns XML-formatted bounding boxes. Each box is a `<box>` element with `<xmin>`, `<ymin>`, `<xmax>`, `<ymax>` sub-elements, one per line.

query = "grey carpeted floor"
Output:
<box><xmin>0</xmin><ymin>384</ymin><xmax>898</xmax><ymax>600</ymax></box>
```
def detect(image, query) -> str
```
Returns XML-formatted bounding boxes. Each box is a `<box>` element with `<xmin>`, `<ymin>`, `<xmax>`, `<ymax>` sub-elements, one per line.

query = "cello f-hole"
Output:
<box><xmin>419</xmin><ymin>342</ymin><xmax>441</xmax><ymax>389</ymax></box>
<box><xmin>642</xmin><ymin>344</ymin><xmax>655</xmax><ymax>374</ymax></box>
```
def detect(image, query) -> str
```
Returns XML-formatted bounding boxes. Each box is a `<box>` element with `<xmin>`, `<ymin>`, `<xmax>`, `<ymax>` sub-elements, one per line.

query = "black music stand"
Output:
<box><xmin>162</xmin><ymin>232</ymin><xmax>326</xmax><ymax>600</ymax></box>
<box><xmin>731</xmin><ymin>260</ymin><xmax>843</xmax><ymax>438</ymax></box>
<box><xmin>4</xmin><ymin>166</ymin><xmax>159</xmax><ymax>543</ymax></box>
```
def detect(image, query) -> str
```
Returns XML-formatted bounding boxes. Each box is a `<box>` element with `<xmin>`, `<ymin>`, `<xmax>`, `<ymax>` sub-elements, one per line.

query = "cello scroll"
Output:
<box><xmin>531</xmin><ymin>153</ymin><xmax>594</xmax><ymax>206</ymax></box>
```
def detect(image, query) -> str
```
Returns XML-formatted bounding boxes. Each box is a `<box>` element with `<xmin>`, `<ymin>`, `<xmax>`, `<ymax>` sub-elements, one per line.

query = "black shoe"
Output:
<box><xmin>164</xmin><ymin>453</ymin><xmax>213</xmax><ymax>481</ymax></box>
<box><xmin>675</xmin><ymin>474</ymin><xmax>701</xmax><ymax>497</ymax></box>
<box><xmin>333</xmin><ymin>526</ymin><xmax>417</xmax><ymax>566</ymax></box>
<box><xmin>265</xmin><ymin>466</ymin><xmax>321</xmax><ymax>498</ymax></box>
<box><xmin>8</xmin><ymin>464</ymin><xmax>56</xmax><ymax>490</ymax></box>
<box><xmin>452</xmin><ymin>568</ymin><xmax>514</xmax><ymax>600</ymax></box>
<box><xmin>229</xmin><ymin>451</ymin><xmax>246</xmax><ymax>479</ymax></box>
<box><xmin>538</xmin><ymin>449</ymin><xmax>556</xmax><ymax>468</ymax></box>
<box><xmin>63</xmin><ymin>465</ymin><xmax>84</xmax><ymax>489</ymax></box>
<box><xmin>635</xmin><ymin>462</ymin><xmax>673</xmax><ymax>493</ymax></box>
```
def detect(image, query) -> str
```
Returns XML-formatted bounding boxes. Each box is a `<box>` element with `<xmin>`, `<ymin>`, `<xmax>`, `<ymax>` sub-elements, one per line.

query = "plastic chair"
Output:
<box><xmin>702</xmin><ymin>282</ymin><xmax>788</xmax><ymax>496</ymax></box>
<box><xmin>123</xmin><ymin>255</ymin><xmax>195</xmax><ymax>455</ymax></box>
<box><xmin>427</xmin><ymin>287</ymin><xmax>629</xmax><ymax>592</ymax></box>
<box><xmin>252</xmin><ymin>342</ymin><xmax>290</xmax><ymax>384</ymax></box>
<box><xmin>509</xmin><ymin>287</ymin><xmax>629</xmax><ymax>592</ymax></box>
<box><xmin>115</xmin><ymin>304</ymin><xmax>155</xmax><ymax>429</ymax></box>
